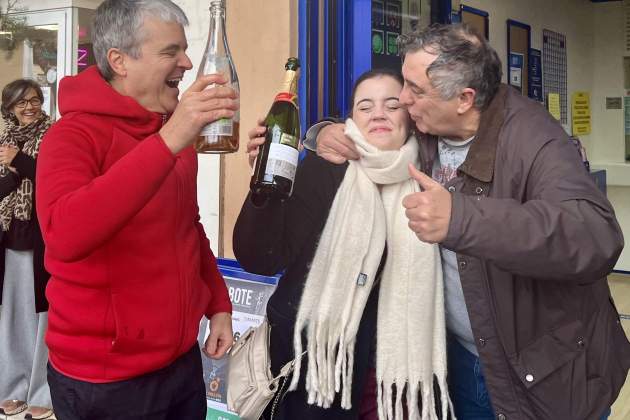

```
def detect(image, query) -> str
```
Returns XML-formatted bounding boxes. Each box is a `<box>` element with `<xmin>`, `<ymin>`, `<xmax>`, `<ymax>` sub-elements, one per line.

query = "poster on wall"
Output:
<box><xmin>373</xmin><ymin>0</ymin><xmax>385</xmax><ymax>26</ymax></box>
<box><xmin>543</xmin><ymin>29</ymin><xmax>568</xmax><ymax>124</ymax></box>
<box><xmin>385</xmin><ymin>1</ymin><xmax>401</xmax><ymax>56</ymax></box>
<box><xmin>372</xmin><ymin>30</ymin><xmax>385</xmax><ymax>55</ymax></box>
<box><xmin>547</xmin><ymin>93</ymin><xmax>561</xmax><ymax>120</ymax></box>
<box><xmin>571</xmin><ymin>91</ymin><xmax>591</xmax><ymax>136</ymax></box>
<box><xmin>386</xmin><ymin>2</ymin><xmax>401</xmax><ymax>30</ymax></box>
<box><xmin>199</xmin><ymin>262</ymin><xmax>279</xmax><ymax>420</ymax></box>
<box><xmin>528</xmin><ymin>48</ymin><xmax>543</xmax><ymax>102</ymax></box>
<box><xmin>386</xmin><ymin>32</ymin><xmax>399</xmax><ymax>55</ymax></box>
<box><xmin>372</xmin><ymin>0</ymin><xmax>403</xmax><ymax>70</ymax></box>
<box><xmin>509</xmin><ymin>52</ymin><xmax>524</xmax><ymax>92</ymax></box>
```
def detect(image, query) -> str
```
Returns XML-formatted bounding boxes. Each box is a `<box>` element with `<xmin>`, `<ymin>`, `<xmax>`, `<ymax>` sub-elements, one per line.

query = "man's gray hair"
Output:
<box><xmin>92</xmin><ymin>0</ymin><xmax>189</xmax><ymax>81</ymax></box>
<box><xmin>397</xmin><ymin>23</ymin><xmax>502</xmax><ymax>110</ymax></box>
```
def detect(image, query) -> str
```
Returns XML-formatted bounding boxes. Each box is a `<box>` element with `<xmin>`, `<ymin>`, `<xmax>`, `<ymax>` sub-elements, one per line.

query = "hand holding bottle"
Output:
<box><xmin>246</xmin><ymin>118</ymin><xmax>266</xmax><ymax>168</ymax></box>
<box><xmin>196</xmin><ymin>0</ymin><xmax>240</xmax><ymax>153</ymax></box>
<box><xmin>250</xmin><ymin>58</ymin><xmax>301</xmax><ymax>199</ymax></box>
<box><xmin>159</xmin><ymin>74</ymin><xmax>239</xmax><ymax>155</ymax></box>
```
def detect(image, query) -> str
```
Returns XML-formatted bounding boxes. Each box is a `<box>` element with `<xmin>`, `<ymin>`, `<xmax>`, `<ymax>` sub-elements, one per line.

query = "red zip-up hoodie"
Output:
<box><xmin>36</xmin><ymin>66</ymin><xmax>232</xmax><ymax>382</ymax></box>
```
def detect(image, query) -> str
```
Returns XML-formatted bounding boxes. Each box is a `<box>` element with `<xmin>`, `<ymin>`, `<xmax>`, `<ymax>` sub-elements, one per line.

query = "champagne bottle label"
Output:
<box><xmin>265</xmin><ymin>143</ymin><xmax>299</xmax><ymax>180</ymax></box>
<box><xmin>273</xmin><ymin>92</ymin><xmax>298</xmax><ymax>108</ymax></box>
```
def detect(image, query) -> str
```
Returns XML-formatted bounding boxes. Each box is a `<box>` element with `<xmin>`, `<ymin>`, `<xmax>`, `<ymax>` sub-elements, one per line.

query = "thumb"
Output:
<box><xmin>408</xmin><ymin>163</ymin><xmax>438</xmax><ymax>191</ymax></box>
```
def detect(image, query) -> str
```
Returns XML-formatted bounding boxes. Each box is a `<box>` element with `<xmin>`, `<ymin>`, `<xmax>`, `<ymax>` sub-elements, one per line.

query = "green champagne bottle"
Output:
<box><xmin>250</xmin><ymin>58</ymin><xmax>301</xmax><ymax>199</ymax></box>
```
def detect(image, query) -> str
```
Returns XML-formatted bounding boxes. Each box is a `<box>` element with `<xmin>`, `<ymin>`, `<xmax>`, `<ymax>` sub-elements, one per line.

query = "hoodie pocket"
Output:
<box><xmin>109</xmin><ymin>293</ymin><xmax>134</xmax><ymax>353</ymax></box>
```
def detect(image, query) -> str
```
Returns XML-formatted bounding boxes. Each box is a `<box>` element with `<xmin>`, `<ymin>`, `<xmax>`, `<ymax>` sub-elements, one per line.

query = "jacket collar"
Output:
<box><xmin>417</xmin><ymin>84</ymin><xmax>509</xmax><ymax>183</ymax></box>
<box><xmin>457</xmin><ymin>84</ymin><xmax>509</xmax><ymax>183</ymax></box>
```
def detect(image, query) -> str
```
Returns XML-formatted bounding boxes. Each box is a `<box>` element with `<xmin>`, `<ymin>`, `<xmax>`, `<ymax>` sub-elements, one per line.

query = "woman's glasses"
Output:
<box><xmin>15</xmin><ymin>97</ymin><xmax>42</xmax><ymax>109</ymax></box>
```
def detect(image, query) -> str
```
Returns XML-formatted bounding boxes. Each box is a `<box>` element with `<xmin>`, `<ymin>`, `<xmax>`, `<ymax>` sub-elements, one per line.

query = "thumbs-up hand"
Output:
<box><xmin>402</xmin><ymin>163</ymin><xmax>452</xmax><ymax>243</ymax></box>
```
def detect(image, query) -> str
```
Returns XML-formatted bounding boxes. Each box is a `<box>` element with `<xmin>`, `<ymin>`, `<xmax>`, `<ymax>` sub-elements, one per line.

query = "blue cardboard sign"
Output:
<box><xmin>199</xmin><ymin>258</ymin><xmax>280</xmax><ymax>419</ymax></box>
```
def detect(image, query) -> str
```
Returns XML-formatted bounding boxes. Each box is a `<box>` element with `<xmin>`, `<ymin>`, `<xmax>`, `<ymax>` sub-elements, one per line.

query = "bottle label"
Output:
<box><xmin>201</xmin><ymin>118</ymin><xmax>233</xmax><ymax>137</ymax></box>
<box><xmin>274</xmin><ymin>92</ymin><xmax>298</xmax><ymax>108</ymax></box>
<box><xmin>198</xmin><ymin>54</ymin><xmax>237</xmax><ymax>138</ymax></box>
<box><xmin>265</xmin><ymin>143</ymin><xmax>299</xmax><ymax>180</ymax></box>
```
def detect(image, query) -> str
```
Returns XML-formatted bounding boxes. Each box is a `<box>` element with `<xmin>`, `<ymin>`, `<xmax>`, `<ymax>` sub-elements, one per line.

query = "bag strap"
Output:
<box><xmin>273</xmin><ymin>351</ymin><xmax>306</xmax><ymax>382</ymax></box>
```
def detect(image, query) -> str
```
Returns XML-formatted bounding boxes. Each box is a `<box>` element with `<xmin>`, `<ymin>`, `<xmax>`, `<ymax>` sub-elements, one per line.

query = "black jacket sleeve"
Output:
<box><xmin>233</xmin><ymin>150</ymin><xmax>347</xmax><ymax>276</ymax></box>
<box><xmin>0</xmin><ymin>170</ymin><xmax>19</xmax><ymax>200</ymax></box>
<box><xmin>11</xmin><ymin>151</ymin><xmax>36</xmax><ymax>181</ymax></box>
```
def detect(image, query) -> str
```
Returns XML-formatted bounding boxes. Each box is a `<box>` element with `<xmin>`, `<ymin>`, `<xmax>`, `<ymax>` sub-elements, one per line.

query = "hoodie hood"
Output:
<box><xmin>58</xmin><ymin>66</ymin><xmax>164</xmax><ymax>136</ymax></box>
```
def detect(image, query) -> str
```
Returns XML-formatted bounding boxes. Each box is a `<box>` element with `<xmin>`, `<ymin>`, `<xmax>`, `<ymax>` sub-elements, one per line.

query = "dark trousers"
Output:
<box><xmin>47</xmin><ymin>345</ymin><xmax>206</xmax><ymax>420</ymax></box>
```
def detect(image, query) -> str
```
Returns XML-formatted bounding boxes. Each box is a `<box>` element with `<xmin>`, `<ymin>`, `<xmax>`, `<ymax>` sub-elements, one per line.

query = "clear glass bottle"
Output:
<box><xmin>250</xmin><ymin>58</ymin><xmax>301</xmax><ymax>199</ymax></box>
<box><xmin>196</xmin><ymin>0</ymin><xmax>240</xmax><ymax>154</ymax></box>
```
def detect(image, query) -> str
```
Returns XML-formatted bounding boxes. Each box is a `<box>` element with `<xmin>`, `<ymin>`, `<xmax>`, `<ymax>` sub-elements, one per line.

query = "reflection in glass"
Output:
<box><xmin>371</xmin><ymin>0</ymin><xmax>430</xmax><ymax>71</ymax></box>
<box><xmin>0</xmin><ymin>23</ymin><xmax>59</xmax><ymax>120</ymax></box>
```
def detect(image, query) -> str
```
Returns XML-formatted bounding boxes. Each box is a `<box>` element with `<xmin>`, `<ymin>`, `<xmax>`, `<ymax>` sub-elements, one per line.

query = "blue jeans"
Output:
<box><xmin>446</xmin><ymin>336</ymin><xmax>611</xmax><ymax>420</ymax></box>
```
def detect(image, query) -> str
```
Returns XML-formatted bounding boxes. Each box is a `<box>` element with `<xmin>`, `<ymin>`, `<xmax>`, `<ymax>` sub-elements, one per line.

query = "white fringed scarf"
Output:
<box><xmin>289</xmin><ymin>119</ymin><xmax>454</xmax><ymax>420</ymax></box>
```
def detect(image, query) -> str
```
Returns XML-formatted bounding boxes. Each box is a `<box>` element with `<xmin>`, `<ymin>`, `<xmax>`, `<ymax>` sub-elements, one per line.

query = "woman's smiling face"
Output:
<box><xmin>351</xmin><ymin>75</ymin><xmax>409</xmax><ymax>151</ymax></box>
<box><xmin>12</xmin><ymin>88</ymin><xmax>43</xmax><ymax>126</ymax></box>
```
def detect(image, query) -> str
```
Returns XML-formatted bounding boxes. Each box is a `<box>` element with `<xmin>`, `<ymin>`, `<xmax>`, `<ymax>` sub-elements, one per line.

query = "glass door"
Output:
<box><xmin>0</xmin><ymin>9</ymin><xmax>71</xmax><ymax>121</ymax></box>
<box><xmin>298</xmin><ymin>0</ymin><xmax>434</xmax><ymax>126</ymax></box>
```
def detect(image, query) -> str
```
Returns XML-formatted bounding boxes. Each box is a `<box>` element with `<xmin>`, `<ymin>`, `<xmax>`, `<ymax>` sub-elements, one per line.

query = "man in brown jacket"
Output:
<box><xmin>313</xmin><ymin>24</ymin><xmax>629</xmax><ymax>420</ymax></box>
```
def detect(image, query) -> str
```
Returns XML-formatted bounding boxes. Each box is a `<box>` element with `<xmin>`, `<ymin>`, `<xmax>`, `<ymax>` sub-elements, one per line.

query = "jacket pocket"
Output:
<box><xmin>508</xmin><ymin>320</ymin><xmax>608</xmax><ymax>419</ymax></box>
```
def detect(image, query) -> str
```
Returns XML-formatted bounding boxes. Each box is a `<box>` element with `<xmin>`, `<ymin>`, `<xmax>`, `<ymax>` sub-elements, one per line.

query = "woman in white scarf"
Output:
<box><xmin>235</xmin><ymin>69</ymin><xmax>452</xmax><ymax>420</ymax></box>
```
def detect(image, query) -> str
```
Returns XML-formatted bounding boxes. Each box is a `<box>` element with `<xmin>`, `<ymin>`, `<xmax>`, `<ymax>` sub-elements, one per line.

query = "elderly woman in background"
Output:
<box><xmin>0</xmin><ymin>79</ymin><xmax>53</xmax><ymax>419</ymax></box>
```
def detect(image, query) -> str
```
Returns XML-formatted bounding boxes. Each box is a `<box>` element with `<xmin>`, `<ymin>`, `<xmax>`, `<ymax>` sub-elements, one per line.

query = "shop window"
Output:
<box><xmin>76</xmin><ymin>8</ymin><xmax>96</xmax><ymax>73</ymax></box>
<box><xmin>298</xmin><ymin>0</ymin><xmax>433</xmax><ymax>127</ymax></box>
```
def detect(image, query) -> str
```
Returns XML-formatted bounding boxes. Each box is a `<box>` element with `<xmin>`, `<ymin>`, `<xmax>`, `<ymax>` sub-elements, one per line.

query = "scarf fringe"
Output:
<box><xmin>377</xmin><ymin>376</ymin><xmax>455</xmax><ymax>420</ymax></box>
<box><xmin>292</xmin><ymin>317</ymin><xmax>358</xmax><ymax>410</ymax></box>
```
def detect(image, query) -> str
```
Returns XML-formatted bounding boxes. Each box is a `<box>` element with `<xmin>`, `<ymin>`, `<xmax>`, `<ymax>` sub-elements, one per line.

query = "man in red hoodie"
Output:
<box><xmin>35</xmin><ymin>1</ymin><xmax>235</xmax><ymax>419</ymax></box>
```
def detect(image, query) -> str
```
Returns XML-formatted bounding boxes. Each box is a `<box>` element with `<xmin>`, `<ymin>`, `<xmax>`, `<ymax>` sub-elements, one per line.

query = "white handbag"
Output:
<box><xmin>227</xmin><ymin>318</ymin><xmax>301</xmax><ymax>420</ymax></box>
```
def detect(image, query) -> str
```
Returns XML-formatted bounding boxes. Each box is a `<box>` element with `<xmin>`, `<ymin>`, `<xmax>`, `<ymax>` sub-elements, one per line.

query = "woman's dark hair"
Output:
<box><xmin>1</xmin><ymin>79</ymin><xmax>44</xmax><ymax>118</ymax></box>
<box><xmin>348</xmin><ymin>68</ymin><xmax>404</xmax><ymax>117</ymax></box>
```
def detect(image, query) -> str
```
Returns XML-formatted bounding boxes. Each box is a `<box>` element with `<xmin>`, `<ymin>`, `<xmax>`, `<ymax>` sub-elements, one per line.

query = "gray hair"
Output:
<box><xmin>92</xmin><ymin>0</ymin><xmax>189</xmax><ymax>81</ymax></box>
<box><xmin>397</xmin><ymin>23</ymin><xmax>502</xmax><ymax>110</ymax></box>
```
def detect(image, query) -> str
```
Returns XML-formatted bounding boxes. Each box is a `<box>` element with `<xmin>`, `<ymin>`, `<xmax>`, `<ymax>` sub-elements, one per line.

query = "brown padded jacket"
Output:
<box><xmin>424</xmin><ymin>84</ymin><xmax>629</xmax><ymax>420</ymax></box>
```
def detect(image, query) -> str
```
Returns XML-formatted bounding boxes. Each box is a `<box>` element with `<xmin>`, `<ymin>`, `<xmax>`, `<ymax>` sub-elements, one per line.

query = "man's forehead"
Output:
<box><xmin>403</xmin><ymin>50</ymin><xmax>438</xmax><ymax>72</ymax></box>
<box><xmin>140</xmin><ymin>16</ymin><xmax>187</xmax><ymax>43</ymax></box>
<box><xmin>402</xmin><ymin>50</ymin><xmax>436</xmax><ymax>87</ymax></box>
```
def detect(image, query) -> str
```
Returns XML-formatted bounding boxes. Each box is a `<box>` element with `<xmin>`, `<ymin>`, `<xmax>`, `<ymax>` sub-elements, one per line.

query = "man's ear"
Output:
<box><xmin>457</xmin><ymin>88</ymin><xmax>476</xmax><ymax>114</ymax></box>
<box><xmin>107</xmin><ymin>48</ymin><xmax>127</xmax><ymax>78</ymax></box>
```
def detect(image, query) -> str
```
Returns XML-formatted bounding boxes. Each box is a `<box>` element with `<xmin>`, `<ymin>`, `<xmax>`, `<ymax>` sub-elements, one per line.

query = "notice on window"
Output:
<box><xmin>571</xmin><ymin>91</ymin><xmax>591</xmax><ymax>136</ymax></box>
<box><xmin>548</xmin><ymin>93</ymin><xmax>561</xmax><ymax>121</ymax></box>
